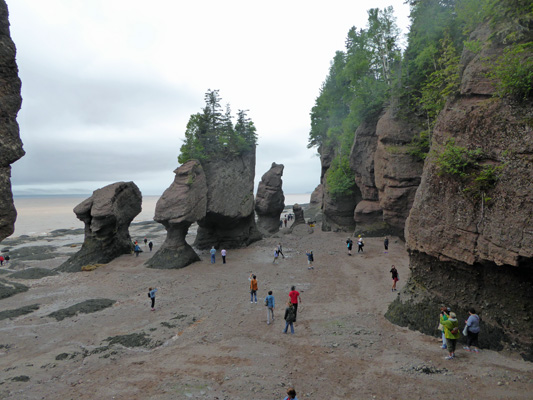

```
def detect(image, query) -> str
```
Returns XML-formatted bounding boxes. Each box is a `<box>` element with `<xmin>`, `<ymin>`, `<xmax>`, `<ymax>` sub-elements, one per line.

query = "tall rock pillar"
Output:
<box><xmin>0</xmin><ymin>1</ymin><xmax>24</xmax><ymax>242</ymax></box>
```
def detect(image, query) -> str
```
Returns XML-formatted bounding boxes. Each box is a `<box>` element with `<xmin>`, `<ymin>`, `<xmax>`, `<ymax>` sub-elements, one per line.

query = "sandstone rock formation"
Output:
<box><xmin>0</xmin><ymin>1</ymin><xmax>24</xmax><ymax>242</ymax></box>
<box><xmin>147</xmin><ymin>160</ymin><xmax>207</xmax><ymax>269</ymax></box>
<box><xmin>255</xmin><ymin>162</ymin><xmax>285</xmax><ymax>235</ymax></box>
<box><xmin>57</xmin><ymin>182</ymin><xmax>142</xmax><ymax>272</ymax></box>
<box><xmin>386</xmin><ymin>25</ymin><xmax>533</xmax><ymax>360</ymax></box>
<box><xmin>373</xmin><ymin>108</ymin><xmax>424</xmax><ymax>237</ymax></box>
<box><xmin>194</xmin><ymin>152</ymin><xmax>261</xmax><ymax>249</ymax></box>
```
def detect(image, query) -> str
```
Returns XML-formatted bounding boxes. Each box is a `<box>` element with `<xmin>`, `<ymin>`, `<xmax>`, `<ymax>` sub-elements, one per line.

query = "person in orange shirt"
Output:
<box><xmin>249</xmin><ymin>274</ymin><xmax>258</xmax><ymax>303</ymax></box>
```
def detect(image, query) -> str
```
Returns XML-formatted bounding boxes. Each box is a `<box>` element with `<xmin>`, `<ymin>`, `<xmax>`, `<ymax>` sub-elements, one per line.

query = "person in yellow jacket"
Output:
<box><xmin>441</xmin><ymin>311</ymin><xmax>461</xmax><ymax>359</ymax></box>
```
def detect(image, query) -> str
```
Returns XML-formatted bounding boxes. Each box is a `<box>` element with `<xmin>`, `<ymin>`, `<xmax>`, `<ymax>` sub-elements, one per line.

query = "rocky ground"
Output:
<box><xmin>0</xmin><ymin>220</ymin><xmax>531</xmax><ymax>400</ymax></box>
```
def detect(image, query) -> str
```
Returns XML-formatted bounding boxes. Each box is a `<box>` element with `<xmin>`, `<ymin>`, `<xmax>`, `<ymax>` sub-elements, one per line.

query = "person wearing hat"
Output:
<box><xmin>441</xmin><ymin>311</ymin><xmax>461</xmax><ymax>359</ymax></box>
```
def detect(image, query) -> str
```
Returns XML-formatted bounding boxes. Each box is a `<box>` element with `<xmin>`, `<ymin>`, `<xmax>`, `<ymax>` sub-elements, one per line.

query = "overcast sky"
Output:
<box><xmin>8</xmin><ymin>0</ymin><xmax>410</xmax><ymax>196</ymax></box>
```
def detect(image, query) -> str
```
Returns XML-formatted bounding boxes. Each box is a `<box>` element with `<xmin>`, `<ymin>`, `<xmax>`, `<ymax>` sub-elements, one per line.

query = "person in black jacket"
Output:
<box><xmin>283</xmin><ymin>302</ymin><xmax>296</xmax><ymax>334</ymax></box>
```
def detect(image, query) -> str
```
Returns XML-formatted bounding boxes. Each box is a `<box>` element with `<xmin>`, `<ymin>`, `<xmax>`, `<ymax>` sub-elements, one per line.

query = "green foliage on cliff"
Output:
<box><xmin>308</xmin><ymin>7</ymin><xmax>400</xmax><ymax>197</ymax></box>
<box><xmin>309</xmin><ymin>0</ymin><xmax>532</xmax><ymax>185</ymax></box>
<box><xmin>488</xmin><ymin>43</ymin><xmax>533</xmax><ymax>101</ymax></box>
<box><xmin>325</xmin><ymin>155</ymin><xmax>356</xmax><ymax>199</ymax></box>
<box><xmin>178</xmin><ymin>90</ymin><xmax>257</xmax><ymax>164</ymax></box>
<box><xmin>435</xmin><ymin>139</ymin><xmax>482</xmax><ymax>178</ymax></box>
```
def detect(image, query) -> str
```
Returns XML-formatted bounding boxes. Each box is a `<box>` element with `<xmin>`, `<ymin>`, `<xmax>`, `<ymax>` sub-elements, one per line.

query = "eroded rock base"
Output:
<box><xmin>385</xmin><ymin>251</ymin><xmax>533</xmax><ymax>361</ymax></box>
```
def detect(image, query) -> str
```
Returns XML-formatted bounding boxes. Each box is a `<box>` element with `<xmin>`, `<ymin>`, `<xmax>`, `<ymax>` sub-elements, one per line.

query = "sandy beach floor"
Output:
<box><xmin>0</xmin><ymin>223</ymin><xmax>532</xmax><ymax>399</ymax></box>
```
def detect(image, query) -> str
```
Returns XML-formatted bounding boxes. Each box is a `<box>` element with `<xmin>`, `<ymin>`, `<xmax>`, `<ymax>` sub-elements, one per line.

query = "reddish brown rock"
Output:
<box><xmin>374</xmin><ymin>108</ymin><xmax>424</xmax><ymax>236</ymax></box>
<box><xmin>147</xmin><ymin>160</ymin><xmax>207</xmax><ymax>269</ymax></box>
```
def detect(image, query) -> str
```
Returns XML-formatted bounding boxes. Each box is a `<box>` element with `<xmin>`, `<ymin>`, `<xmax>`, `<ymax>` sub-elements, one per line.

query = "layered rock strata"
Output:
<box><xmin>57</xmin><ymin>182</ymin><xmax>142</xmax><ymax>272</ymax></box>
<box><xmin>255</xmin><ymin>162</ymin><xmax>285</xmax><ymax>235</ymax></box>
<box><xmin>373</xmin><ymin>108</ymin><xmax>424</xmax><ymax>237</ymax></box>
<box><xmin>194</xmin><ymin>152</ymin><xmax>261</xmax><ymax>249</ymax></box>
<box><xmin>147</xmin><ymin>160</ymin><xmax>207</xmax><ymax>269</ymax></box>
<box><xmin>386</xmin><ymin>25</ymin><xmax>533</xmax><ymax>360</ymax></box>
<box><xmin>0</xmin><ymin>1</ymin><xmax>24</xmax><ymax>242</ymax></box>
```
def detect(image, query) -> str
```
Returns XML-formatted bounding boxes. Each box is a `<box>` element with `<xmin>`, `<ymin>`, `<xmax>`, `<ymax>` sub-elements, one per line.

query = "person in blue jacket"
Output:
<box><xmin>148</xmin><ymin>287</ymin><xmax>158</xmax><ymax>311</ymax></box>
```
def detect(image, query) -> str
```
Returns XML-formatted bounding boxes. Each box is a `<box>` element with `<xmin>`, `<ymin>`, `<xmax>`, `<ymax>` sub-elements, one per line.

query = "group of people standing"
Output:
<box><xmin>439</xmin><ymin>306</ymin><xmax>481</xmax><ymax>360</ymax></box>
<box><xmin>133</xmin><ymin>238</ymin><xmax>153</xmax><ymax>257</ymax></box>
<box><xmin>249</xmin><ymin>273</ymin><xmax>302</xmax><ymax>335</ymax></box>
<box><xmin>209</xmin><ymin>247</ymin><xmax>227</xmax><ymax>264</ymax></box>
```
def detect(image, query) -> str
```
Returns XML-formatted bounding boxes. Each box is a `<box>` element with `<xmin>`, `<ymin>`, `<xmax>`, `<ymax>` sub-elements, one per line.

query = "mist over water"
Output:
<box><xmin>11</xmin><ymin>193</ymin><xmax>310</xmax><ymax>237</ymax></box>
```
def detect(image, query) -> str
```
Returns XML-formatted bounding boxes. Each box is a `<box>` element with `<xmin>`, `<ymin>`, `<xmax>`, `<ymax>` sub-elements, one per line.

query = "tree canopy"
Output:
<box><xmin>178</xmin><ymin>90</ymin><xmax>257</xmax><ymax>164</ymax></box>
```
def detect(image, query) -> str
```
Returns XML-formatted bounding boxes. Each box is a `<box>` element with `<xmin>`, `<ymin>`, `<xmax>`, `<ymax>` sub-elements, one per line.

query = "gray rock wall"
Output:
<box><xmin>194</xmin><ymin>152</ymin><xmax>261</xmax><ymax>249</ymax></box>
<box><xmin>255</xmin><ymin>162</ymin><xmax>285</xmax><ymax>235</ymax></box>
<box><xmin>57</xmin><ymin>182</ymin><xmax>142</xmax><ymax>272</ymax></box>
<box><xmin>0</xmin><ymin>0</ymin><xmax>24</xmax><ymax>242</ymax></box>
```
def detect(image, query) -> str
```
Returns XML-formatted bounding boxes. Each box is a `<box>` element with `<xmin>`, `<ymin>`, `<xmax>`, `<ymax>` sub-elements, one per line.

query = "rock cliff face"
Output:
<box><xmin>373</xmin><ymin>108</ymin><xmax>424</xmax><ymax>237</ymax></box>
<box><xmin>386</xmin><ymin>25</ymin><xmax>533</xmax><ymax>360</ymax></box>
<box><xmin>0</xmin><ymin>1</ymin><xmax>24</xmax><ymax>242</ymax></box>
<box><xmin>194</xmin><ymin>152</ymin><xmax>261</xmax><ymax>249</ymax></box>
<box><xmin>319</xmin><ymin>108</ymin><xmax>423</xmax><ymax>236</ymax></box>
<box><xmin>255</xmin><ymin>162</ymin><xmax>285</xmax><ymax>235</ymax></box>
<box><xmin>320</xmin><ymin>145</ymin><xmax>359</xmax><ymax>232</ymax></box>
<box><xmin>147</xmin><ymin>160</ymin><xmax>207</xmax><ymax>269</ymax></box>
<box><xmin>57</xmin><ymin>182</ymin><xmax>142</xmax><ymax>272</ymax></box>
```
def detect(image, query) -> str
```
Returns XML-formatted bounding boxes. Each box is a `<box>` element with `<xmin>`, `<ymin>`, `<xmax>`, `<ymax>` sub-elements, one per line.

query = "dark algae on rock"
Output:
<box><xmin>47</xmin><ymin>299</ymin><xmax>116</xmax><ymax>321</ymax></box>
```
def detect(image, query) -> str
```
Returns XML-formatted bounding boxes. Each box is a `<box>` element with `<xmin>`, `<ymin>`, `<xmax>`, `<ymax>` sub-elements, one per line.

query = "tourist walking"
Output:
<box><xmin>221</xmin><ymin>249</ymin><xmax>227</xmax><ymax>264</ymax></box>
<box><xmin>357</xmin><ymin>235</ymin><xmax>364</xmax><ymax>253</ymax></box>
<box><xmin>265</xmin><ymin>290</ymin><xmax>275</xmax><ymax>324</ymax></box>
<box><xmin>148</xmin><ymin>241</ymin><xmax>153</xmax><ymax>252</ymax></box>
<box><xmin>283</xmin><ymin>302</ymin><xmax>296</xmax><ymax>334</ymax></box>
<box><xmin>390</xmin><ymin>265</ymin><xmax>399</xmax><ymax>291</ymax></box>
<box><xmin>277</xmin><ymin>243</ymin><xmax>285</xmax><ymax>258</ymax></box>
<box><xmin>134</xmin><ymin>244</ymin><xmax>141</xmax><ymax>257</ymax></box>
<box><xmin>384</xmin><ymin>237</ymin><xmax>389</xmax><ymax>253</ymax></box>
<box><xmin>441</xmin><ymin>311</ymin><xmax>461</xmax><ymax>359</ymax></box>
<box><xmin>144</xmin><ymin>237</ymin><xmax>148</xmax><ymax>246</ymax></box>
<box><xmin>346</xmin><ymin>237</ymin><xmax>353</xmax><ymax>256</ymax></box>
<box><xmin>249</xmin><ymin>274</ymin><xmax>258</xmax><ymax>303</ymax></box>
<box><xmin>463</xmin><ymin>308</ymin><xmax>481</xmax><ymax>352</ymax></box>
<box><xmin>283</xmin><ymin>387</ymin><xmax>298</xmax><ymax>400</ymax></box>
<box><xmin>210</xmin><ymin>246</ymin><xmax>216</xmax><ymax>263</ymax></box>
<box><xmin>0</xmin><ymin>255</ymin><xmax>4</xmax><ymax>266</ymax></box>
<box><xmin>305</xmin><ymin>250</ymin><xmax>314</xmax><ymax>270</ymax></box>
<box><xmin>148</xmin><ymin>287</ymin><xmax>158</xmax><ymax>311</ymax></box>
<box><xmin>288</xmin><ymin>286</ymin><xmax>301</xmax><ymax>321</ymax></box>
<box><xmin>273</xmin><ymin>249</ymin><xmax>279</xmax><ymax>264</ymax></box>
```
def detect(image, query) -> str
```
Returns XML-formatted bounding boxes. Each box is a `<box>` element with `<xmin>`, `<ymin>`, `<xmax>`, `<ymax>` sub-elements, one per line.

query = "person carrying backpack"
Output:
<box><xmin>441</xmin><ymin>311</ymin><xmax>461</xmax><ymax>359</ymax></box>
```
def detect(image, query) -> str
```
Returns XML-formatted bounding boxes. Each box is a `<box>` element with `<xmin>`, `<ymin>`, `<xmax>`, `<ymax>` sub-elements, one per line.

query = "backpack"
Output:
<box><xmin>147</xmin><ymin>292</ymin><xmax>151</xmax><ymax>298</ymax></box>
<box><xmin>264</xmin><ymin>297</ymin><xmax>268</xmax><ymax>306</ymax></box>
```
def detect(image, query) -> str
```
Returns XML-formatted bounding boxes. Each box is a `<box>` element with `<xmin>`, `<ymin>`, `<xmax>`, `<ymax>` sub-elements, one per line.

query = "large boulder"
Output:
<box><xmin>56</xmin><ymin>182</ymin><xmax>142</xmax><ymax>272</ymax></box>
<box><xmin>0</xmin><ymin>1</ymin><xmax>24</xmax><ymax>242</ymax></box>
<box><xmin>147</xmin><ymin>160</ymin><xmax>207</xmax><ymax>269</ymax></box>
<box><xmin>255</xmin><ymin>162</ymin><xmax>285</xmax><ymax>235</ymax></box>
<box><xmin>194</xmin><ymin>152</ymin><xmax>261</xmax><ymax>249</ymax></box>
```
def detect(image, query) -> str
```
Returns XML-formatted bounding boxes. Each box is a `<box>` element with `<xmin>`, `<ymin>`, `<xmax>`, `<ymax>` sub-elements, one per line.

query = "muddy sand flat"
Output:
<box><xmin>0</xmin><ymin>226</ymin><xmax>531</xmax><ymax>399</ymax></box>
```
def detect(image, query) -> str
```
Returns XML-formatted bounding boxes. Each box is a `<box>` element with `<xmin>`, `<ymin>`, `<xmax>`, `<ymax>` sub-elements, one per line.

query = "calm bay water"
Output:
<box><xmin>11</xmin><ymin>193</ymin><xmax>310</xmax><ymax>237</ymax></box>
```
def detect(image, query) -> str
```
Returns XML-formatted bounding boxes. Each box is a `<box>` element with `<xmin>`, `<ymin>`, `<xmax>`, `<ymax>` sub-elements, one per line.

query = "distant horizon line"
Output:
<box><xmin>13</xmin><ymin>192</ymin><xmax>313</xmax><ymax>198</ymax></box>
